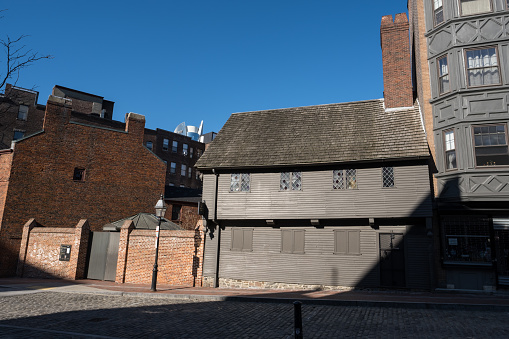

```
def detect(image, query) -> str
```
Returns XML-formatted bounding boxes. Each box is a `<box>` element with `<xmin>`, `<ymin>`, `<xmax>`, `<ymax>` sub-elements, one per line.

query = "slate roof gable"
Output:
<box><xmin>196</xmin><ymin>99</ymin><xmax>429</xmax><ymax>170</ymax></box>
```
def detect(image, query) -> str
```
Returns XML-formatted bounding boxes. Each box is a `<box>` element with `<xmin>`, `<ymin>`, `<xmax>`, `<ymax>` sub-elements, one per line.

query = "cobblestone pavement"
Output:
<box><xmin>0</xmin><ymin>292</ymin><xmax>508</xmax><ymax>338</ymax></box>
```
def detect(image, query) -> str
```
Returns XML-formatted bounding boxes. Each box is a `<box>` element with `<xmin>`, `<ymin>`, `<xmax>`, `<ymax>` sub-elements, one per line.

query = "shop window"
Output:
<box><xmin>442</xmin><ymin>216</ymin><xmax>491</xmax><ymax>265</ymax></box>
<box><xmin>333</xmin><ymin>169</ymin><xmax>357</xmax><ymax>189</ymax></box>
<box><xmin>437</xmin><ymin>55</ymin><xmax>450</xmax><ymax>94</ymax></box>
<box><xmin>73</xmin><ymin>168</ymin><xmax>85</xmax><ymax>181</ymax></box>
<box><xmin>231</xmin><ymin>228</ymin><xmax>253</xmax><ymax>252</ymax></box>
<box><xmin>334</xmin><ymin>230</ymin><xmax>360</xmax><ymax>255</ymax></box>
<box><xmin>382</xmin><ymin>167</ymin><xmax>395</xmax><ymax>187</ymax></box>
<box><xmin>459</xmin><ymin>0</ymin><xmax>492</xmax><ymax>16</ymax></box>
<box><xmin>12</xmin><ymin>130</ymin><xmax>25</xmax><ymax>140</ymax></box>
<box><xmin>433</xmin><ymin>0</ymin><xmax>444</xmax><ymax>25</ymax></box>
<box><xmin>280</xmin><ymin>172</ymin><xmax>302</xmax><ymax>191</ymax></box>
<box><xmin>162</xmin><ymin>138</ymin><xmax>169</xmax><ymax>151</ymax></box>
<box><xmin>473</xmin><ymin>124</ymin><xmax>509</xmax><ymax>167</ymax></box>
<box><xmin>172</xmin><ymin>141</ymin><xmax>178</xmax><ymax>153</ymax></box>
<box><xmin>230</xmin><ymin>173</ymin><xmax>250</xmax><ymax>192</ymax></box>
<box><xmin>281</xmin><ymin>229</ymin><xmax>305</xmax><ymax>254</ymax></box>
<box><xmin>465</xmin><ymin>46</ymin><xmax>500</xmax><ymax>87</ymax></box>
<box><xmin>17</xmin><ymin>105</ymin><xmax>28</xmax><ymax>120</ymax></box>
<box><xmin>444</xmin><ymin>129</ymin><xmax>457</xmax><ymax>170</ymax></box>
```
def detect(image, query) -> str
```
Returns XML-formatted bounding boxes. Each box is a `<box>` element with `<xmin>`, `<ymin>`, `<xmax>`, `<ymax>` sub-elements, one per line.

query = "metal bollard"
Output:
<box><xmin>293</xmin><ymin>301</ymin><xmax>303</xmax><ymax>339</ymax></box>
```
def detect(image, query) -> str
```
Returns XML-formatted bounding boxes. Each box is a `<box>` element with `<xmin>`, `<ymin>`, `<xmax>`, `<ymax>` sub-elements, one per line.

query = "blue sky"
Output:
<box><xmin>2</xmin><ymin>1</ymin><xmax>408</xmax><ymax>134</ymax></box>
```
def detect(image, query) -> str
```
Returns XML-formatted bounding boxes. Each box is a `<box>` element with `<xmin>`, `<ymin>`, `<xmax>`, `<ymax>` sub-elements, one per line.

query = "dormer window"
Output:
<box><xmin>433</xmin><ymin>0</ymin><xmax>444</xmax><ymax>26</ymax></box>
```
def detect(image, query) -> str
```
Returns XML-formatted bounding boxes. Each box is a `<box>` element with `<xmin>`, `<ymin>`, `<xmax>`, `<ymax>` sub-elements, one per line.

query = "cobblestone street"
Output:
<box><xmin>0</xmin><ymin>291</ymin><xmax>508</xmax><ymax>338</ymax></box>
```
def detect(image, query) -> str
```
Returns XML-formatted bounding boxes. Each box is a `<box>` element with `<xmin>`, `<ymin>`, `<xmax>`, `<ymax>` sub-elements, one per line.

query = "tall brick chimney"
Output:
<box><xmin>125</xmin><ymin>112</ymin><xmax>146</xmax><ymax>143</ymax></box>
<box><xmin>380</xmin><ymin>13</ymin><xmax>413</xmax><ymax>109</ymax></box>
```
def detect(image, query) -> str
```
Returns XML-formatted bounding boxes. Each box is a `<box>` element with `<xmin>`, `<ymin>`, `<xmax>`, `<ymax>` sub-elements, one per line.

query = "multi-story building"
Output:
<box><xmin>1</xmin><ymin>84</ymin><xmax>207</xmax><ymax>189</ymax></box>
<box><xmin>409</xmin><ymin>0</ymin><xmax>509</xmax><ymax>290</ymax></box>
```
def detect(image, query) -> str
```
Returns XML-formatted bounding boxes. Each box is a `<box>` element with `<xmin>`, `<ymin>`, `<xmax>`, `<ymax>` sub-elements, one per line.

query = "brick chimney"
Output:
<box><xmin>380</xmin><ymin>13</ymin><xmax>413</xmax><ymax>109</ymax></box>
<box><xmin>43</xmin><ymin>95</ymin><xmax>72</xmax><ymax>134</ymax></box>
<box><xmin>125</xmin><ymin>112</ymin><xmax>145</xmax><ymax>143</ymax></box>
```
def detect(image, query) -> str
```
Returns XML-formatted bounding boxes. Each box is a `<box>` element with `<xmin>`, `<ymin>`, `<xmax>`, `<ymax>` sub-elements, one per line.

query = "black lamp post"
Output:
<box><xmin>151</xmin><ymin>194</ymin><xmax>167</xmax><ymax>292</ymax></box>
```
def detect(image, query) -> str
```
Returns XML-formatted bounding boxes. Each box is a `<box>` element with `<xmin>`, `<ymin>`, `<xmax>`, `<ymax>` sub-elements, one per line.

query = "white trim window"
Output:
<box><xmin>433</xmin><ymin>0</ymin><xmax>444</xmax><ymax>25</ymax></box>
<box><xmin>230</xmin><ymin>173</ymin><xmax>250</xmax><ymax>192</ymax></box>
<box><xmin>465</xmin><ymin>47</ymin><xmax>500</xmax><ymax>87</ymax></box>
<box><xmin>438</xmin><ymin>55</ymin><xmax>450</xmax><ymax>94</ymax></box>
<box><xmin>444</xmin><ymin>129</ymin><xmax>457</xmax><ymax>170</ymax></box>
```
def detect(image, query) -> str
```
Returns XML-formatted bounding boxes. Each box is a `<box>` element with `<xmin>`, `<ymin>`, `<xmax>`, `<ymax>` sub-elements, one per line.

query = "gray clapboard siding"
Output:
<box><xmin>203</xmin><ymin>165</ymin><xmax>432</xmax><ymax>220</ymax></box>
<box><xmin>216</xmin><ymin>225</ymin><xmax>427</xmax><ymax>288</ymax></box>
<box><xmin>202</xmin><ymin>229</ymin><xmax>219</xmax><ymax>277</ymax></box>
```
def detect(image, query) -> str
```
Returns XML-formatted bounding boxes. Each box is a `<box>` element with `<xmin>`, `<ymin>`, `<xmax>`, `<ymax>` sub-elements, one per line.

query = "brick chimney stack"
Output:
<box><xmin>380</xmin><ymin>13</ymin><xmax>413</xmax><ymax>109</ymax></box>
<box><xmin>125</xmin><ymin>112</ymin><xmax>146</xmax><ymax>143</ymax></box>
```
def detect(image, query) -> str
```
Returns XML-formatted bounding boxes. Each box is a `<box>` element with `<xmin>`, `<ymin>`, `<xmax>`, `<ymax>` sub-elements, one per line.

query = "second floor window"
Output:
<box><xmin>459</xmin><ymin>0</ymin><xmax>492</xmax><ymax>16</ymax></box>
<box><xmin>382</xmin><ymin>167</ymin><xmax>395</xmax><ymax>188</ymax></box>
<box><xmin>333</xmin><ymin>169</ymin><xmax>357</xmax><ymax>189</ymax></box>
<box><xmin>280</xmin><ymin>172</ymin><xmax>302</xmax><ymax>191</ymax></box>
<box><xmin>230</xmin><ymin>173</ymin><xmax>250</xmax><ymax>192</ymax></box>
<box><xmin>473</xmin><ymin>124</ymin><xmax>509</xmax><ymax>167</ymax></box>
<box><xmin>438</xmin><ymin>55</ymin><xmax>450</xmax><ymax>94</ymax></box>
<box><xmin>17</xmin><ymin>105</ymin><xmax>28</xmax><ymax>120</ymax></box>
<box><xmin>183</xmin><ymin>143</ymin><xmax>188</xmax><ymax>156</ymax></box>
<box><xmin>162</xmin><ymin>138</ymin><xmax>169</xmax><ymax>151</ymax></box>
<box><xmin>465</xmin><ymin>47</ymin><xmax>500</xmax><ymax>87</ymax></box>
<box><xmin>444</xmin><ymin>130</ymin><xmax>457</xmax><ymax>170</ymax></box>
<box><xmin>433</xmin><ymin>0</ymin><xmax>444</xmax><ymax>25</ymax></box>
<box><xmin>172</xmin><ymin>141</ymin><xmax>178</xmax><ymax>153</ymax></box>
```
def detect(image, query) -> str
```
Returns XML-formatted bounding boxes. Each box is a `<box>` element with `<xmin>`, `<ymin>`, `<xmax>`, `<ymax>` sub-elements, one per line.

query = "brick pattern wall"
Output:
<box><xmin>380</xmin><ymin>13</ymin><xmax>413</xmax><ymax>109</ymax></box>
<box><xmin>117</xmin><ymin>224</ymin><xmax>204</xmax><ymax>286</ymax></box>
<box><xmin>16</xmin><ymin>219</ymin><xmax>90</xmax><ymax>279</ymax></box>
<box><xmin>0</xmin><ymin>95</ymin><xmax>166</xmax><ymax>277</ymax></box>
<box><xmin>165</xmin><ymin>202</ymin><xmax>200</xmax><ymax>231</ymax></box>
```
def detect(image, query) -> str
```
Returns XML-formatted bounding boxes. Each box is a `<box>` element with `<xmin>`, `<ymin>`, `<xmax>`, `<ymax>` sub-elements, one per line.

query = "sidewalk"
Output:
<box><xmin>2</xmin><ymin>277</ymin><xmax>509</xmax><ymax>311</ymax></box>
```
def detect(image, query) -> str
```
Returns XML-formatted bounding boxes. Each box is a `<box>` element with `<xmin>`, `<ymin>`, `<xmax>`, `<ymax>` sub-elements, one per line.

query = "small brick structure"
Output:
<box><xmin>16</xmin><ymin>219</ymin><xmax>90</xmax><ymax>279</ymax></box>
<box><xmin>116</xmin><ymin>219</ymin><xmax>205</xmax><ymax>286</ymax></box>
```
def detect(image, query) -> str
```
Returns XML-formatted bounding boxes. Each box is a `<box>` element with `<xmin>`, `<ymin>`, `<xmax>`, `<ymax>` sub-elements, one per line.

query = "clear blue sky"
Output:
<box><xmin>2</xmin><ymin>1</ymin><xmax>408</xmax><ymax>134</ymax></box>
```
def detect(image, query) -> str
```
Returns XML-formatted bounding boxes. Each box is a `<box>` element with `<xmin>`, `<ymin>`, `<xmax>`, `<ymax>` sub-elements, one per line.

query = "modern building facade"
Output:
<box><xmin>196</xmin><ymin>14</ymin><xmax>434</xmax><ymax>290</ymax></box>
<box><xmin>409</xmin><ymin>0</ymin><xmax>509</xmax><ymax>290</ymax></box>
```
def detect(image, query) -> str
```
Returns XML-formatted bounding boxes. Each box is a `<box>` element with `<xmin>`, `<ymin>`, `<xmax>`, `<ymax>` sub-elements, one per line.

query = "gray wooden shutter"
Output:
<box><xmin>231</xmin><ymin>228</ymin><xmax>243</xmax><ymax>251</ymax></box>
<box><xmin>243</xmin><ymin>229</ymin><xmax>253</xmax><ymax>251</ymax></box>
<box><xmin>281</xmin><ymin>230</ymin><xmax>293</xmax><ymax>253</ymax></box>
<box><xmin>348</xmin><ymin>230</ymin><xmax>360</xmax><ymax>254</ymax></box>
<box><xmin>335</xmin><ymin>230</ymin><xmax>347</xmax><ymax>254</ymax></box>
<box><xmin>294</xmin><ymin>230</ymin><xmax>305</xmax><ymax>253</ymax></box>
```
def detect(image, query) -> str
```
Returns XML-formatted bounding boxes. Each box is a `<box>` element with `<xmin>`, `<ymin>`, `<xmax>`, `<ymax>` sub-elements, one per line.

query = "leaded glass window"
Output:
<box><xmin>382</xmin><ymin>167</ymin><xmax>395</xmax><ymax>188</ymax></box>
<box><xmin>465</xmin><ymin>47</ymin><xmax>500</xmax><ymax>87</ymax></box>
<box><xmin>333</xmin><ymin>169</ymin><xmax>357</xmax><ymax>189</ymax></box>
<box><xmin>280</xmin><ymin>172</ymin><xmax>302</xmax><ymax>191</ymax></box>
<box><xmin>230</xmin><ymin>173</ymin><xmax>250</xmax><ymax>192</ymax></box>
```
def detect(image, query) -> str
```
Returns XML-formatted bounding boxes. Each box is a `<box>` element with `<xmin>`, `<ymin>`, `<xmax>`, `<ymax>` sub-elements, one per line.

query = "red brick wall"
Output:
<box><xmin>165</xmin><ymin>202</ymin><xmax>200</xmax><ymax>231</ymax></box>
<box><xmin>380</xmin><ymin>13</ymin><xmax>413</xmax><ymax>109</ymax></box>
<box><xmin>0</xmin><ymin>95</ymin><xmax>166</xmax><ymax>276</ymax></box>
<box><xmin>118</xmin><ymin>225</ymin><xmax>204</xmax><ymax>286</ymax></box>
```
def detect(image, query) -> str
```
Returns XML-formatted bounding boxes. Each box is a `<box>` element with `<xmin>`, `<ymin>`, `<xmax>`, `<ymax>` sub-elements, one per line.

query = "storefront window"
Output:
<box><xmin>442</xmin><ymin>216</ymin><xmax>491</xmax><ymax>265</ymax></box>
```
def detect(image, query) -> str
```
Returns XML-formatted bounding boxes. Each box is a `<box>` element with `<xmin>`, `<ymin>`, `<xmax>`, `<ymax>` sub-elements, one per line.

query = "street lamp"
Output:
<box><xmin>151</xmin><ymin>194</ymin><xmax>167</xmax><ymax>292</ymax></box>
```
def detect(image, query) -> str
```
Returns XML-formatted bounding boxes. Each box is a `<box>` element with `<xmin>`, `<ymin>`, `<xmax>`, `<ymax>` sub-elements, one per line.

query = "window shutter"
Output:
<box><xmin>243</xmin><ymin>229</ymin><xmax>253</xmax><ymax>251</ymax></box>
<box><xmin>281</xmin><ymin>230</ymin><xmax>293</xmax><ymax>253</ymax></box>
<box><xmin>348</xmin><ymin>230</ymin><xmax>360</xmax><ymax>254</ymax></box>
<box><xmin>335</xmin><ymin>230</ymin><xmax>347</xmax><ymax>254</ymax></box>
<box><xmin>294</xmin><ymin>230</ymin><xmax>305</xmax><ymax>254</ymax></box>
<box><xmin>231</xmin><ymin>228</ymin><xmax>243</xmax><ymax>251</ymax></box>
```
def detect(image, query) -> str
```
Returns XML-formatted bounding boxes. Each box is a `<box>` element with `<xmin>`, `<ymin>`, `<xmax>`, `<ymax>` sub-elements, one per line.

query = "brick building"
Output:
<box><xmin>0</xmin><ymin>94</ymin><xmax>166</xmax><ymax>277</ymax></box>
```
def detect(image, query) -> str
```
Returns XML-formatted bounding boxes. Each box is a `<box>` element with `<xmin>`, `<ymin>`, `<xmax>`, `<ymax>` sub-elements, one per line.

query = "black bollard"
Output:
<box><xmin>293</xmin><ymin>301</ymin><xmax>303</xmax><ymax>339</ymax></box>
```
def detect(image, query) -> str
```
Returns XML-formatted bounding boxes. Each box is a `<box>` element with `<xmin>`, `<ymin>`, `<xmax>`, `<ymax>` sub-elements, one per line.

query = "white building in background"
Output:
<box><xmin>174</xmin><ymin>121</ymin><xmax>204</xmax><ymax>142</ymax></box>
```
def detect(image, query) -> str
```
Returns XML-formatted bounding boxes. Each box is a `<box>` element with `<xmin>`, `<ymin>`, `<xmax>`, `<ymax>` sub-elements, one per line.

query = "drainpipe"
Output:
<box><xmin>212</xmin><ymin>169</ymin><xmax>221</xmax><ymax>288</ymax></box>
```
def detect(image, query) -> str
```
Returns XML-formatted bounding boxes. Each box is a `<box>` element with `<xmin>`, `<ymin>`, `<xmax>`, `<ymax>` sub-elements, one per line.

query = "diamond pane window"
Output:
<box><xmin>333</xmin><ymin>169</ymin><xmax>357</xmax><ymax>189</ymax></box>
<box><xmin>230</xmin><ymin>173</ymin><xmax>250</xmax><ymax>192</ymax></box>
<box><xmin>291</xmin><ymin>172</ymin><xmax>302</xmax><ymax>191</ymax></box>
<box><xmin>382</xmin><ymin>167</ymin><xmax>395</xmax><ymax>188</ymax></box>
<box><xmin>280</xmin><ymin>172</ymin><xmax>291</xmax><ymax>191</ymax></box>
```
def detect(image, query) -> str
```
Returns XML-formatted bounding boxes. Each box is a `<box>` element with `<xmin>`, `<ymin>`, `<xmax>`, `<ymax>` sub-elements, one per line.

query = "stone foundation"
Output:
<box><xmin>202</xmin><ymin>276</ymin><xmax>215</xmax><ymax>287</ymax></box>
<box><xmin>218</xmin><ymin>278</ymin><xmax>354</xmax><ymax>291</ymax></box>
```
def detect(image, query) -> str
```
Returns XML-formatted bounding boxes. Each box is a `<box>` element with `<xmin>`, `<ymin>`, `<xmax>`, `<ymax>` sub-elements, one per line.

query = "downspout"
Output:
<box><xmin>212</xmin><ymin>169</ymin><xmax>221</xmax><ymax>288</ymax></box>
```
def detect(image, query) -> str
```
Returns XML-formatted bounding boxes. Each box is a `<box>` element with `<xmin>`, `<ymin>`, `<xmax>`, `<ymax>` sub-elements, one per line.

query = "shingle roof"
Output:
<box><xmin>195</xmin><ymin>99</ymin><xmax>429</xmax><ymax>170</ymax></box>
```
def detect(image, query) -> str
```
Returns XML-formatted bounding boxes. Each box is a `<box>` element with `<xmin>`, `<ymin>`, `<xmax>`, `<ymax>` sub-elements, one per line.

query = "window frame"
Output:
<box><xmin>230</xmin><ymin>173</ymin><xmax>251</xmax><ymax>192</ymax></box>
<box><xmin>280</xmin><ymin>171</ymin><xmax>302</xmax><ymax>191</ymax></box>
<box><xmin>17</xmin><ymin>105</ymin><xmax>29</xmax><ymax>121</ymax></box>
<box><xmin>334</xmin><ymin>230</ymin><xmax>361</xmax><ymax>255</ymax></box>
<box><xmin>472</xmin><ymin>123</ymin><xmax>509</xmax><ymax>168</ymax></box>
<box><xmin>181</xmin><ymin>164</ymin><xmax>187</xmax><ymax>177</ymax></box>
<box><xmin>230</xmin><ymin>228</ymin><xmax>253</xmax><ymax>252</ymax></box>
<box><xmin>172</xmin><ymin>141</ymin><xmax>178</xmax><ymax>153</ymax></box>
<box><xmin>183</xmin><ymin>143</ymin><xmax>188</xmax><ymax>156</ymax></box>
<box><xmin>458</xmin><ymin>0</ymin><xmax>492</xmax><ymax>17</ymax></box>
<box><xmin>12</xmin><ymin>130</ymin><xmax>25</xmax><ymax>141</ymax></box>
<box><xmin>433</xmin><ymin>0</ymin><xmax>444</xmax><ymax>26</ymax></box>
<box><xmin>146</xmin><ymin>141</ymin><xmax>153</xmax><ymax>151</ymax></box>
<box><xmin>332</xmin><ymin>169</ymin><xmax>357</xmax><ymax>190</ymax></box>
<box><xmin>280</xmin><ymin>229</ymin><xmax>305</xmax><ymax>254</ymax></box>
<box><xmin>464</xmin><ymin>46</ymin><xmax>501</xmax><ymax>88</ymax></box>
<box><xmin>170</xmin><ymin>162</ymin><xmax>176</xmax><ymax>174</ymax></box>
<box><xmin>382</xmin><ymin>167</ymin><xmax>395</xmax><ymax>188</ymax></box>
<box><xmin>162</xmin><ymin>138</ymin><xmax>169</xmax><ymax>151</ymax></box>
<box><xmin>437</xmin><ymin>54</ymin><xmax>451</xmax><ymax>95</ymax></box>
<box><xmin>443</xmin><ymin>129</ymin><xmax>458</xmax><ymax>171</ymax></box>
